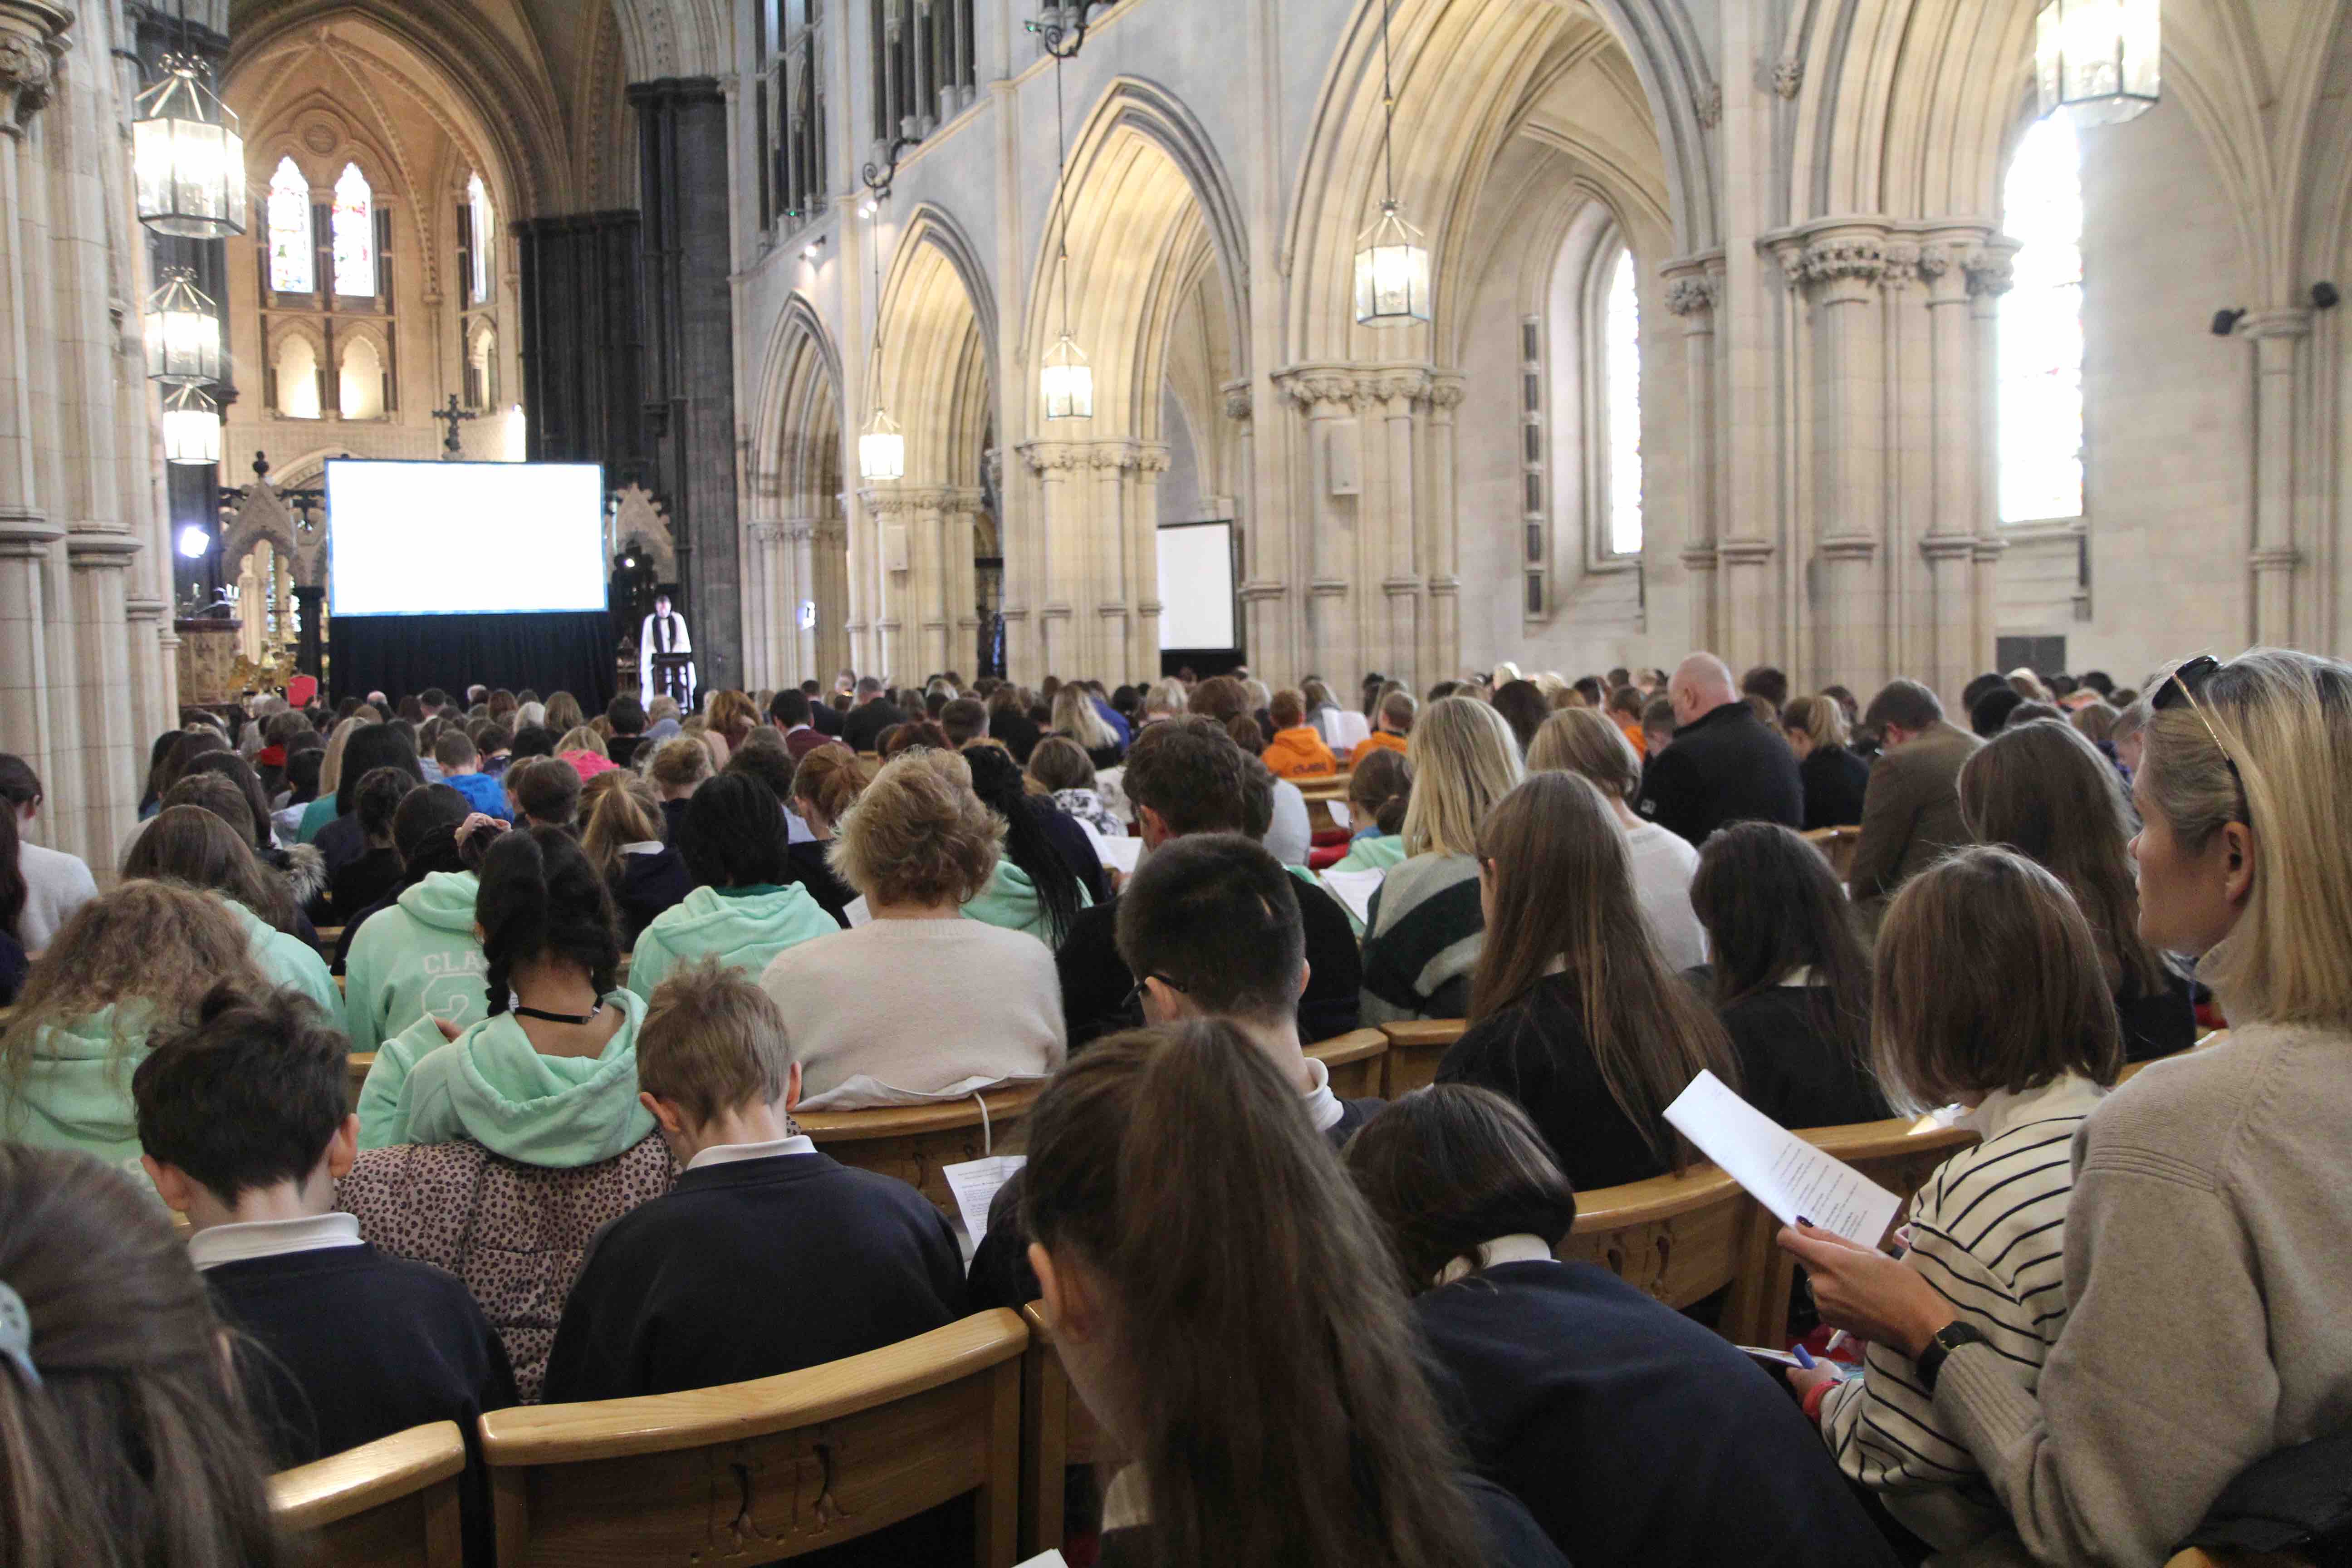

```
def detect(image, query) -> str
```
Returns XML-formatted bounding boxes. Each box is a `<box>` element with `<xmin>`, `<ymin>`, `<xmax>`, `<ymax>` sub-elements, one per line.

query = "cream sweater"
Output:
<box><xmin>1935</xmin><ymin>1023</ymin><xmax>2352</xmax><ymax>1567</ymax></box>
<box><xmin>759</xmin><ymin>917</ymin><xmax>1067</xmax><ymax>1108</ymax></box>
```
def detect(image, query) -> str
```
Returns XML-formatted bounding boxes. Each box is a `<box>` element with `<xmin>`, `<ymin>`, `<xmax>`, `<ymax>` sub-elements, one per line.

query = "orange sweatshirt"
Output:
<box><xmin>1264</xmin><ymin>725</ymin><xmax>1339</xmax><ymax>779</ymax></box>
<box><xmin>1349</xmin><ymin>731</ymin><xmax>1408</xmax><ymax>769</ymax></box>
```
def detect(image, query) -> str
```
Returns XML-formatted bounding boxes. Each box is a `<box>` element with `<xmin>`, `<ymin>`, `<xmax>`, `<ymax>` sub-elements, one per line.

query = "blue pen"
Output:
<box><xmin>1793</xmin><ymin>1343</ymin><xmax>1817</xmax><ymax>1370</ymax></box>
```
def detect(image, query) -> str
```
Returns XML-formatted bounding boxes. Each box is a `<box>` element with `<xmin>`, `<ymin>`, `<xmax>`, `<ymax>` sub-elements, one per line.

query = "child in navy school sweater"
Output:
<box><xmin>134</xmin><ymin>982</ymin><xmax>514</xmax><ymax>1563</ymax></box>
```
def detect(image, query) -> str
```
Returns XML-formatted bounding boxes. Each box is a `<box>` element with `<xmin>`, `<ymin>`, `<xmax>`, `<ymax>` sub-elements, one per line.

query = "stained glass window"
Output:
<box><xmin>331</xmin><ymin>162</ymin><xmax>375</xmax><ymax>298</ymax></box>
<box><xmin>1999</xmin><ymin>113</ymin><xmax>2084</xmax><ymax>523</ymax></box>
<box><xmin>1604</xmin><ymin>248</ymin><xmax>1644</xmax><ymax>556</ymax></box>
<box><xmin>467</xmin><ymin>172</ymin><xmax>495</xmax><ymax>306</ymax></box>
<box><xmin>267</xmin><ymin>157</ymin><xmax>313</xmax><ymax>295</ymax></box>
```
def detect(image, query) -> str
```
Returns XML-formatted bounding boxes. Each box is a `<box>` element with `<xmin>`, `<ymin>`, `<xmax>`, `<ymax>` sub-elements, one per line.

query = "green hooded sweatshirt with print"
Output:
<box><xmin>342</xmin><ymin>872</ymin><xmax>490</xmax><ymax>1054</ymax></box>
<box><xmin>959</xmin><ymin>858</ymin><xmax>1093</xmax><ymax>949</ymax></box>
<box><xmin>374</xmin><ymin>988</ymin><xmax>656</xmax><ymax>1167</ymax></box>
<box><xmin>626</xmin><ymin>883</ymin><xmax>838</xmax><ymax>1003</ymax></box>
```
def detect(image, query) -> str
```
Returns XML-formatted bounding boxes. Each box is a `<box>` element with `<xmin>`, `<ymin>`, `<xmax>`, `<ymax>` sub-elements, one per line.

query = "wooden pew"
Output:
<box><xmin>271</xmin><ymin>1420</ymin><xmax>467</xmax><ymax>1568</ymax></box>
<box><xmin>1017</xmin><ymin>1301</ymin><xmax>1116</xmax><ymax>1561</ymax></box>
<box><xmin>480</xmin><ymin>1310</ymin><xmax>1027</xmax><ymax>1568</ymax></box>
<box><xmin>796</xmin><ymin>1085</ymin><xmax>1045</xmax><ymax>1217</ymax></box>
<box><xmin>1802</xmin><ymin>825</ymin><xmax>1862</xmax><ymax>883</ymax></box>
<box><xmin>1293</xmin><ymin>772</ymin><xmax>1352</xmax><ymax>833</ymax></box>
<box><xmin>1305</xmin><ymin>1029</ymin><xmax>1388</xmax><ymax>1100</ymax></box>
<box><xmin>1558</xmin><ymin>1165</ymin><xmax>1755</xmax><ymax>1319</ymax></box>
<box><xmin>347</xmin><ymin>1051</ymin><xmax>375</xmax><ymax>1113</ymax></box>
<box><xmin>1375</xmin><ymin>1019</ymin><xmax>1465</xmax><ymax>1099</ymax></box>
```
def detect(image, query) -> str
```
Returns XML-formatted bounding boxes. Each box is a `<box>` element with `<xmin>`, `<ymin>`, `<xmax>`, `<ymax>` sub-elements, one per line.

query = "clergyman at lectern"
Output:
<box><xmin>638</xmin><ymin>589</ymin><xmax>696</xmax><ymax>706</ymax></box>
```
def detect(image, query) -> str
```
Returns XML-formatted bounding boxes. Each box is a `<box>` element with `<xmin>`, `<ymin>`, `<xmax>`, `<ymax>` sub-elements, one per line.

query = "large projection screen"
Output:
<box><xmin>327</xmin><ymin>460</ymin><xmax>607</xmax><ymax>617</ymax></box>
<box><xmin>1157</xmin><ymin>521</ymin><xmax>1237</xmax><ymax>651</ymax></box>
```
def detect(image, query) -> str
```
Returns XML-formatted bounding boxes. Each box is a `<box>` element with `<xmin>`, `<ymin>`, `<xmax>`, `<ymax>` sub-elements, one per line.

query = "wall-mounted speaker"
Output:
<box><xmin>2313</xmin><ymin>282</ymin><xmax>2341</xmax><ymax>310</ymax></box>
<box><xmin>2210</xmin><ymin>308</ymin><xmax>2245</xmax><ymax>337</ymax></box>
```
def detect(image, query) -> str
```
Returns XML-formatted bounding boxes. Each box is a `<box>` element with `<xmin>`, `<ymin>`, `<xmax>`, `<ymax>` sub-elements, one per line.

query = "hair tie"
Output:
<box><xmin>0</xmin><ymin>1281</ymin><xmax>39</xmax><ymax>1387</ymax></box>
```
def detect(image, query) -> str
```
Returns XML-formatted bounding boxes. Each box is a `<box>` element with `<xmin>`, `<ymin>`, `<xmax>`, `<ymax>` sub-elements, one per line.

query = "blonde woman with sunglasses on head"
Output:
<box><xmin>1783</xmin><ymin>649</ymin><xmax>2352</xmax><ymax>1568</ymax></box>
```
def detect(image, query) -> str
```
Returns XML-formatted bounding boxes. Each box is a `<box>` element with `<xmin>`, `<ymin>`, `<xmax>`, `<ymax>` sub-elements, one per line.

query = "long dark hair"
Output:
<box><xmin>960</xmin><ymin>742</ymin><xmax>1082</xmax><ymax>946</ymax></box>
<box><xmin>1346</xmin><ymin>1085</ymin><xmax>1582</xmax><ymax>1288</ymax></box>
<box><xmin>175</xmin><ymin>753</ymin><xmax>275</xmax><ymax>855</ymax></box>
<box><xmin>1021</xmin><ymin>1022</ymin><xmax>1486</xmax><ymax>1568</ymax></box>
<box><xmin>0</xmin><ymin>807</ymin><xmax>24</xmax><ymax>944</ymax></box>
<box><xmin>1960</xmin><ymin>719</ymin><xmax>2168</xmax><ymax>1000</ymax></box>
<box><xmin>350</xmin><ymin>765</ymin><xmax>416</xmax><ymax>850</ymax></box>
<box><xmin>390</xmin><ymin>783</ymin><xmax>472</xmax><ymax>883</ymax></box>
<box><xmin>330</xmin><ymin>725</ymin><xmax>424</xmax><ymax>818</ymax></box>
<box><xmin>124</xmin><ymin>806</ymin><xmax>295</xmax><ymax>934</ymax></box>
<box><xmin>1469</xmin><ymin>772</ymin><xmax>1738</xmax><ymax>1170</ymax></box>
<box><xmin>0</xmin><ymin>1147</ymin><xmax>284</xmax><ymax>1568</ymax></box>
<box><xmin>678</xmin><ymin>773</ymin><xmax>792</xmax><ymax>889</ymax></box>
<box><xmin>1688</xmin><ymin>822</ymin><xmax>1873</xmax><ymax>1079</ymax></box>
<box><xmin>474</xmin><ymin>825</ymin><xmax>620</xmax><ymax>1015</ymax></box>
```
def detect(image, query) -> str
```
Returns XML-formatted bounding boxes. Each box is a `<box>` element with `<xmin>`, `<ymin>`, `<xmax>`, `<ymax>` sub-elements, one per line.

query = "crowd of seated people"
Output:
<box><xmin>0</xmin><ymin>647</ymin><xmax>2346</xmax><ymax>1568</ymax></box>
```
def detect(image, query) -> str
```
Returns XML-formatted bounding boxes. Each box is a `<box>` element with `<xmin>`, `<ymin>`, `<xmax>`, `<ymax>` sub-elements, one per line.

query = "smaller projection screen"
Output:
<box><xmin>327</xmin><ymin>460</ymin><xmax>607</xmax><ymax>617</ymax></box>
<box><xmin>1156</xmin><ymin>521</ymin><xmax>1237</xmax><ymax>651</ymax></box>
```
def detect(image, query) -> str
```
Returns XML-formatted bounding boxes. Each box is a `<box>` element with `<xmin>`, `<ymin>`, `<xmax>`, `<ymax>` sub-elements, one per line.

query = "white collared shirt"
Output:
<box><xmin>1300</xmin><ymin>1055</ymin><xmax>1345</xmax><ymax>1133</ymax></box>
<box><xmin>1434</xmin><ymin>1232</ymin><xmax>1558</xmax><ymax>1287</ymax></box>
<box><xmin>685</xmin><ymin>1133</ymin><xmax>817</xmax><ymax>1171</ymax></box>
<box><xmin>620</xmin><ymin>840</ymin><xmax>666</xmax><ymax>857</ymax></box>
<box><xmin>187</xmin><ymin>1211</ymin><xmax>363</xmax><ymax>1271</ymax></box>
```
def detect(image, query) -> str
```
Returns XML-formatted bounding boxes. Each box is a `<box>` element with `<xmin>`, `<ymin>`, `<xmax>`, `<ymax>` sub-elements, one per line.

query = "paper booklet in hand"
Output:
<box><xmin>1662</xmin><ymin>1070</ymin><xmax>1902</xmax><ymax>1248</ymax></box>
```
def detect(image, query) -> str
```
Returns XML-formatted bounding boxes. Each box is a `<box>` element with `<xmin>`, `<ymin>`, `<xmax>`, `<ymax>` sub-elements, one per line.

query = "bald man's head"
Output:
<box><xmin>1668</xmin><ymin>653</ymin><xmax>1737</xmax><ymax>726</ymax></box>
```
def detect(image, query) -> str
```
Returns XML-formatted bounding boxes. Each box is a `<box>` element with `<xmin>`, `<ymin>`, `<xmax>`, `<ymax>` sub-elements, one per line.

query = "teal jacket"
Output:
<box><xmin>295</xmin><ymin>792</ymin><xmax>339</xmax><ymax>845</ymax></box>
<box><xmin>0</xmin><ymin>1002</ymin><xmax>158</xmax><ymax>1181</ymax></box>
<box><xmin>366</xmin><ymin>988</ymin><xmax>655</xmax><ymax>1167</ymax></box>
<box><xmin>342</xmin><ymin>872</ymin><xmax>489</xmax><ymax>1054</ymax></box>
<box><xmin>223</xmin><ymin>898</ymin><xmax>341</xmax><ymax>1022</ymax></box>
<box><xmin>626</xmin><ymin>883</ymin><xmax>838</xmax><ymax>1002</ymax></box>
<box><xmin>960</xmin><ymin>859</ymin><xmax>1093</xmax><ymax>949</ymax></box>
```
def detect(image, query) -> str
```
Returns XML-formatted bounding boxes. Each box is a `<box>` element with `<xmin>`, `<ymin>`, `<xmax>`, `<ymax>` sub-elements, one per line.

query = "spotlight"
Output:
<box><xmin>858</xmin><ymin>198</ymin><xmax>878</xmax><ymax>219</ymax></box>
<box><xmin>801</xmin><ymin>235</ymin><xmax>826</xmax><ymax>262</ymax></box>
<box><xmin>176</xmin><ymin>524</ymin><xmax>210</xmax><ymax>559</ymax></box>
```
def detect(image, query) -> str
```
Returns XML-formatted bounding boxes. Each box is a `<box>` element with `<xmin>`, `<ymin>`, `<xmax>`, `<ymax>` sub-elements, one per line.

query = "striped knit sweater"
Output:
<box><xmin>1816</xmin><ymin>1072</ymin><xmax>2106</xmax><ymax>1553</ymax></box>
<box><xmin>1358</xmin><ymin>851</ymin><xmax>1485</xmax><ymax>1023</ymax></box>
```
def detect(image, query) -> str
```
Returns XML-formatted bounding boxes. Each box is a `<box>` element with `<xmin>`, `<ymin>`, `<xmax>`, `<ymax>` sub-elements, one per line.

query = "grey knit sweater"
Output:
<box><xmin>1934</xmin><ymin>1023</ymin><xmax>2352</xmax><ymax>1567</ymax></box>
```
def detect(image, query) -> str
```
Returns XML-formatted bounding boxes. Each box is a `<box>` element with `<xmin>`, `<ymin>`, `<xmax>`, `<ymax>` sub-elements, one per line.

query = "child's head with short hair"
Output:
<box><xmin>637</xmin><ymin>960</ymin><xmax>801</xmax><ymax>1148</ymax></box>
<box><xmin>1871</xmin><ymin>846</ymin><xmax>2123</xmax><ymax>1111</ymax></box>
<box><xmin>132</xmin><ymin>982</ymin><xmax>353</xmax><ymax>1221</ymax></box>
<box><xmin>434</xmin><ymin>728</ymin><xmax>480</xmax><ymax>774</ymax></box>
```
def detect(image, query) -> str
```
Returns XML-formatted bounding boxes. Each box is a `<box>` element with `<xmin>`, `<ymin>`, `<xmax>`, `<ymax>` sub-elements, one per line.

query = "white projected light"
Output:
<box><xmin>327</xmin><ymin>460</ymin><xmax>606</xmax><ymax>616</ymax></box>
<box><xmin>1156</xmin><ymin>522</ymin><xmax>1236</xmax><ymax>651</ymax></box>
<box><xmin>177</xmin><ymin>524</ymin><xmax>211</xmax><ymax>559</ymax></box>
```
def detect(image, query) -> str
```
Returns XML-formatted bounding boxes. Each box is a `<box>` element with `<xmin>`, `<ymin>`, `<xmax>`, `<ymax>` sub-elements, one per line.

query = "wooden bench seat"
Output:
<box><xmin>271</xmin><ymin>1420</ymin><xmax>467</xmax><ymax>1568</ymax></box>
<box><xmin>796</xmin><ymin>1085</ymin><xmax>1044</xmax><ymax>1216</ymax></box>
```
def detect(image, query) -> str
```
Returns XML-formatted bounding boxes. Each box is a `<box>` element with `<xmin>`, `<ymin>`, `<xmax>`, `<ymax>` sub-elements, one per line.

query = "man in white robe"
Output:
<box><xmin>638</xmin><ymin>591</ymin><xmax>696</xmax><ymax>704</ymax></box>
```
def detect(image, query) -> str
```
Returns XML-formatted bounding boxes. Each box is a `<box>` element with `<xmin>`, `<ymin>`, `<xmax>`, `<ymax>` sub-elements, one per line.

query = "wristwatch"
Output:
<box><xmin>1914</xmin><ymin>1321</ymin><xmax>1989</xmax><ymax>1393</ymax></box>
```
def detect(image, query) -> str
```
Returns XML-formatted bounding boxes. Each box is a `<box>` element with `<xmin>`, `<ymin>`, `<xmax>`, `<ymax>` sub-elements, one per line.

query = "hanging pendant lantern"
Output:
<box><xmin>1041</xmin><ymin>333</ymin><xmax>1093</xmax><ymax>421</ymax></box>
<box><xmin>2034</xmin><ymin>0</ymin><xmax>2159</xmax><ymax>127</ymax></box>
<box><xmin>1354</xmin><ymin>201</ymin><xmax>1431</xmax><ymax>326</ymax></box>
<box><xmin>143</xmin><ymin>266</ymin><xmax>222</xmax><ymax>387</ymax></box>
<box><xmin>858</xmin><ymin>406</ymin><xmax>905</xmax><ymax>481</ymax></box>
<box><xmin>161</xmin><ymin>384</ymin><xmax>221</xmax><ymax>466</ymax></box>
<box><xmin>133</xmin><ymin>56</ymin><xmax>247</xmax><ymax>239</ymax></box>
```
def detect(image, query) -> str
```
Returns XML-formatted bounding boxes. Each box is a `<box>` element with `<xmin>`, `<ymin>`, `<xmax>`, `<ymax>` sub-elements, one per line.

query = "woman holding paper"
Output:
<box><xmin>1432</xmin><ymin>771</ymin><xmax>1738</xmax><ymax>1190</ymax></box>
<box><xmin>1784</xmin><ymin>650</ymin><xmax>2352</xmax><ymax>1568</ymax></box>
<box><xmin>1784</xmin><ymin>848</ymin><xmax>2119</xmax><ymax>1557</ymax></box>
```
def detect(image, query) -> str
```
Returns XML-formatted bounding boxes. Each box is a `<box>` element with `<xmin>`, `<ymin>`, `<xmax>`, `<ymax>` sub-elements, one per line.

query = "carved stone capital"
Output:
<box><xmin>1818</xmin><ymin>533</ymin><xmax>1878</xmax><ymax>563</ymax></box>
<box><xmin>1665</xmin><ymin>274</ymin><xmax>1720</xmax><ymax>318</ymax></box>
<box><xmin>1220</xmin><ymin>380</ymin><xmax>1253</xmax><ymax>421</ymax></box>
<box><xmin>1423</xmin><ymin>376</ymin><xmax>1466</xmax><ymax>412</ymax></box>
<box><xmin>1088</xmin><ymin>442</ymin><xmax>1142</xmax><ymax>471</ymax></box>
<box><xmin>1964</xmin><ymin>241</ymin><xmax>2019</xmax><ymax>299</ymax></box>
<box><xmin>1694</xmin><ymin>82</ymin><xmax>1722</xmax><ymax>129</ymax></box>
<box><xmin>0</xmin><ymin>3</ymin><xmax>69</xmax><ymax>134</ymax></box>
<box><xmin>1016</xmin><ymin>441</ymin><xmax>1089</xmax><ymax>473</ymax></box>
<box><xmin>1773</xmin><ymin>55</ymin><xmax>1804</xmax><ymax>98</ymax></box>
<box><xmin>1879</xmin><ymin>240</ymin><xmax>1922</xmax><ymax>289</ymax></box>
<box><xmin>1135</xmin><ymin>445</ymin><xmax>1172</xmax><ymax>474</ymax></box>
<box><xmin>1718</xmin><ymin>535</ymin><xmax>1777</xmax><ymax>567</ymax></box>
<box><xmin>1799</xmin><ymin>236</ymin><xmax>1886</xmax><ymax>289</ymax></box>
<box><xmin>1365</xmin><ymin>369</ymin><xmax>1428</xmax><ymax>407</ymax></box>
<box><xmin>1273</xmin><ymin>368</ymin><xmax>1363</xmax><ymax>412</ymax></box>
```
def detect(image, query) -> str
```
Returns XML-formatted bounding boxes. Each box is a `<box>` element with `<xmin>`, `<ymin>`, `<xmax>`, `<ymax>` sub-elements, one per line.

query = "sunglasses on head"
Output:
<box><xmin>2152</xmin><ymin>655</ymin><xmax>2249</xmax><ymax>816</ymax></box>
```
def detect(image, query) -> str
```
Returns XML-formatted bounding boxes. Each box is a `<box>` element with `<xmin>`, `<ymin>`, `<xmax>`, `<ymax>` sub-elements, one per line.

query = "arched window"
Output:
<box><xmin>331</xmin><ymin>162</ymin><xmax>376</xmax><ymax>299</ymax></box>
<box><xmin>467</xmin><ymin>172</ymin><xmax>495</xmax><ymax>305</ymax></box>
<box><xmin>267</xmin><ymin>157</ymin><xmax>313</xmax><ymax>295</ymax></box>
<box><xmin>339</xmin><ymin>336</ymin><xmax>385</xmax><ymax>420</ymax></box>
<box><xmin>1602</xmin><ymin>248</ymin><xmax>1644</xmax><ymax>556</ymax></box>
<box><xmin>275</xmin><ymin>333</ymin><xmax>321</xmax><ymax>419</ymax></box>
<box><xmin>1999</xmin><ymin>113</ymin><xmax>2084</xmax><ymax>523</ymax></box>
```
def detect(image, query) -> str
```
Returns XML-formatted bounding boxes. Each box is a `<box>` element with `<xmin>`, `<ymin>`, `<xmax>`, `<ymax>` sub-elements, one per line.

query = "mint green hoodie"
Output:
<box><xmin>295</xmin><ymin>792</ymin><xmax>339</xmax><ymax>845</ymax></box>
<box><xmin>960</xmin><ymin>860</ymin><xmax>1093</xmax><ymax>948</ymax></box>
<box><xmin>343</xmin><ymin>872</ymin><xmax>489</xmax><ymax>1054</ymax></box>
<box><xmin>1328</xmin><ymin>833</ymin><xmax>1408</xmax><ymax>877</ymax></box>
<box><xmin>626</xmin><ymin>883</ymin><xmax>838</xmax><ymax>1003</ymax></box>
<box><xmin>375</xmin><ymin>988</ymin><xmax>656</xmax><ymax>1167</ymax></box>
<box><xmin>222</xmin><ymin>898</ymin><xmax>341</xmax><ymax>1021</ymax></box>
<box><xmin>1</xmin><ymin>1002</ymin><xmax>156</xmax><ymax>1181</ymax></box>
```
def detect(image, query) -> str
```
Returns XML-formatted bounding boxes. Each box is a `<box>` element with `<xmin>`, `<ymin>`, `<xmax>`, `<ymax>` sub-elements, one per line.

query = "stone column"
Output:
<box><xmin>810</xmin><ymin>516</ymin><xmax>848</xmax><ymax>678</ymax></box>
<box><xmin>945</xmin><ymin>487</ymin><xmax>983</xmax><ymax>680</ymax></box>
<box><xmin>1663</xmin><ymin>261</ymin><xmax>1722</xmax><ymax>654</ymax></box>
<box><xmin>1422</xmin><ymin>377</ymin><xmax>1464</xmax><ymax>686</ymax></box>
<box><xmin>66</xmin><ymin>535</ymin><xmax>139</xmax><ymax>841</ymax></box>
<box><xmin>1965</xmin><ymin>244</ymin><xmax>2016</xmax><ymax>664</ymax></box>
<box><xmin>1920</xmin><ymin>231</ymin><xmax>1986</xmax><ymax>705</ymax></box>
<box><xmin>913</xmin><ymin>485</ymin><xmax>950</xmax><ymax>676</ymax></box>
<box><xmin>1796</xmin><ymin>228</ymin><xmax>1888</xmax><ymax>692</ymax></box>
<box><xmin>1132</xmin><ymin>449</ymin><xmax>1167</xmax><ymax>684</ymax></box>
<box><xmin>1087</xmin><ymin>445</ymin><xmax>1130</xmax><ymax>683</ymax></box>
<box><xmin>1277</xmin><ymin>372</ymin><xmax>1361</xmax><ymax>683</ymax></box>
<box><xmin>2241</xmin><ymin>309</ymin><xmax>2309</xmax><ymax>646</ymax></box>
<box><xmin>1020</xmin><ymin>442</ymin><xmax>1082</xmax><ymax>679</ymax></box>
<box><xmin>1370</xmin><ymin>372</ymin><xmax>1423</xmax><ymax>695</ymax></box>
<box><xmin>1224</xmin><ymin>380</ymin><xmax>1282</xmax><ymax>672</ymax></box>
<box><xmin>631</xmin><ymin>78</ymin><xmax>741</xmax><ymax>689</ymax></box>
